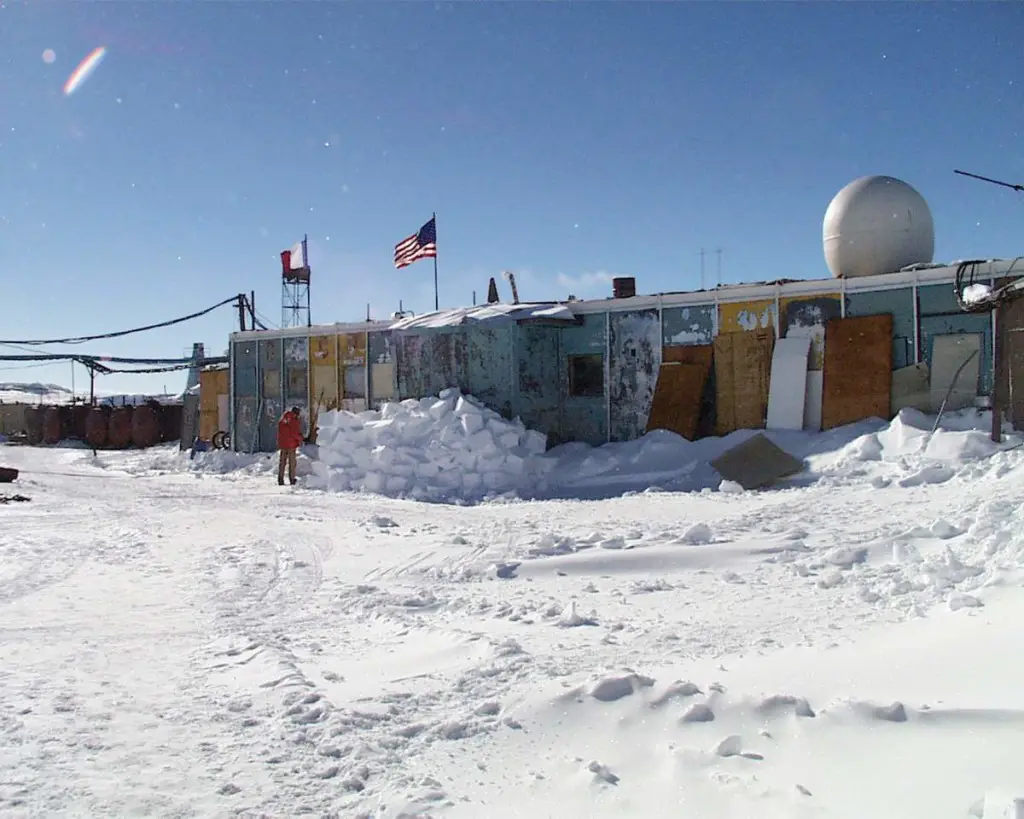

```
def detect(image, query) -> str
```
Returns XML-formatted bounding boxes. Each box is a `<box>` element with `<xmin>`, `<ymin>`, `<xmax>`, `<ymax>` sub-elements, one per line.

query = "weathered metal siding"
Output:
<box><xmin>558</xmin><ymin>313</ymin><xmax>607</xmax><ymax>444</ymax></box>
<box><xmin>780</xmin><ymin>294</ymin><xmax>842</xmax><ymax>370</ymax></box>
<box><xmin>718</xmin><ymin>299</ymin><xmax>777</xmax><ymax>334</ymax></box>
<box><xmin>258</xmin><ymin>338</ymin><xmax>283</xmax><ymax>452</ymax></box>
<box><xmin>338</xmin><ymin>332</ymin><xmax>367</xmax><ymax>411</ymax></box>
<box><xmin>917</xmin><ymin>283</ymin><xmax>993</xmax><ymax>394</ymax></box>
<box><xmin>284</xmin><ymin>337</ymin><xmax>310</xmax><ymax>442</ymax></box>
<box><xmin>516</xmin><ymin>324</ymin><xmax>562</xmax><ymax>439</ymax></box>
<box><xmin>395</xmin><ymin>330</ymin><xmax>465</xmax><ymax>400</ymax></box>
<box><xmin>845</xmin><ymin>288</ymin><xmax>915</xmax><ymax>369</ymax></box>
<box><xmin>465</xmin><ymin>326</ymin><xmax>515</xmax><ymax>417</ymax></box>
<box><xmin>309</xmin><ymin>335</ymin><xmax>339</xmax><ymax>411</ymax></box>
<box><xmin>367</xmin><ymin>331</ymin><xmax>394</xmax><ymax>406</ymax></box>
<box><xmin>232</xmin><ymin>340</ymin><xmax>259</xmax><ymax>453</ymax></box>
<box><xmin>609</xmin><ymin>309</ymin><xmax>662</xmax><ymax>442</ymax></box>
<box><xmin>662</xmin><ymin>304</ymin><xmax>716</xmax><ymax>346</ymax></box>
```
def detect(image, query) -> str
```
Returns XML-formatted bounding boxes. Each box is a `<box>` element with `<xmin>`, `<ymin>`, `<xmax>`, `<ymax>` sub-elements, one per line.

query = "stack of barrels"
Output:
<box><xmin>21</xmin><ymin>400</ymin><xmax>183</xmax><ymax>450</ymax></box>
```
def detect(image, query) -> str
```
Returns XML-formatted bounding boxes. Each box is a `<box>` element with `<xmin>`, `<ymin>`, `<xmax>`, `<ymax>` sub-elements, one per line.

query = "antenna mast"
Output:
<box><xmin>953</xmin><ymin>169</ymin><xmax>1024</xmax><ymax>193</ymax></box>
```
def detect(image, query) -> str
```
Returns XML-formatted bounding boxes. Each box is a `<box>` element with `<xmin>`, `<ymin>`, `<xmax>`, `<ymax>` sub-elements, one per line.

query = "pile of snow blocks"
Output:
<box><xmin>308</xmin><ymin>388</ymin><xmax>552</xmax><ymax>502</ymax></box>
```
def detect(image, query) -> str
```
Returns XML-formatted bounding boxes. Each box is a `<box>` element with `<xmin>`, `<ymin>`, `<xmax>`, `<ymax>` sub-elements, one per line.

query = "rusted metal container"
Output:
<box><xmin>24</xmin><ymin>407</ymin><xmax>44</xmax><ymax>445</ymax></box>
<box><xmin>85</xmin><ymin>406</ymin><xmax>111</xmax><ymax>448</ymax></box>
<box><xmin>160</xmin><ymin>403</ymin><xmax>183</xmax><ymax>442</ymax></box>
<box><xmin>70</xmin><ymin>405</ymin><xmax>90</xmax><ymax>440</ymax></box>
<box><xmin>107</xmin><ymin>406</ymin><xmax>134</xmax><ymax>449</ymax></box>
<box><xmin>42</xmin><ymin>407</ymin><xmax>62</xmax><ymax>445</ymax></box>
<box><xmin>131</xmin><ymin>403</ymin><xmax>162</xmax><ymax>449</ymax></box>
<box><xmin>612</xmin><ymin>276</ymin><xmax>637</xmax><ymax>298</ymax></box>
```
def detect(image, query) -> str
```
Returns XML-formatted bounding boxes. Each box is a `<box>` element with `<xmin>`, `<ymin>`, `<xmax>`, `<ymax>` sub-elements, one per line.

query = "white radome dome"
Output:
<box><xmin>823</xmin><ymin>175</ymin><xmax>935</xmax><ymax>279</ymax></box>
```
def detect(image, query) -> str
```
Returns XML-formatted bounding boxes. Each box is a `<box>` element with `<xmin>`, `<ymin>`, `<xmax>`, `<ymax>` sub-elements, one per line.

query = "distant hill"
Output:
<box><xmin>0</xmin><ymin>382</ymin><xmax>74</xmax><ymax>403</ymax></box>
<box><xmin>0</xmin><ymin>382</ymin><xmax>181</xmax><ymax>406</ymax></box>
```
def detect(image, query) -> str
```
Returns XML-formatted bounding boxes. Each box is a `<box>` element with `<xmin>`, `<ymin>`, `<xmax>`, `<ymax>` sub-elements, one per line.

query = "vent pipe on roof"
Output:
<box><xmin>503</xmin><ymin>271</ymin><xmax>520</xmax><ymax>304</ymax></box>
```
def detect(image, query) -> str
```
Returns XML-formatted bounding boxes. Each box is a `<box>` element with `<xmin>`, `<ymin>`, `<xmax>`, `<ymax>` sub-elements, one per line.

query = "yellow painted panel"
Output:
<box><xmin>310</xmin><ymin>364</ymin><xmax>340</xmax><ymax>410</ymax></box>
<box><xmin>371</xmin><ymin>362</ymin><xmax>395</xmax><ymax>400</ymax></box>
<box><xmin>309</xmin><ymin>335</ymin><xmax>336</xmax><ymax>367</ymax></box>
<box><xmin>779</xmin><ymin>294</ymin><xmax>842</xmax><ymax>371</ymax></box>
<box><xmin>717</xmin><ymin>299</ymin><xmax>776</xmax><ymax>335</ymax></box>
<box><xmin>338</xmin><ymin>332</ymin><xmax>367</xmax><ymax>366</ymax></box>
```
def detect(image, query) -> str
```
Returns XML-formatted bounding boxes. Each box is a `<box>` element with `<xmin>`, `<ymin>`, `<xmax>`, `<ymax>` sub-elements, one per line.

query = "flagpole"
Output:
<box><xmin>432</xmin><ymin>212</ymin><xmax>439</xmax><ymax>312</ymax></box>
<box><xmin>303</xmin><ymin>233</ymin><xmax>310</xmax><ymax>327</ymax></box>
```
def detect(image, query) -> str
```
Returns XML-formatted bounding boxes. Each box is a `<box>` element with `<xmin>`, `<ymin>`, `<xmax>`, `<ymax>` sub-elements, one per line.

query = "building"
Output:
<box><xmin>226</xmin><ymin>257</ymin><xmax>1023</xmax><ymax>453</ymax></box>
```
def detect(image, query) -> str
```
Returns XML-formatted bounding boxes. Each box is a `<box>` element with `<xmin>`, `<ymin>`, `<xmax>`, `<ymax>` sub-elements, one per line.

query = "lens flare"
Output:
<box><xmin>63</xmin><ymin>46</ymin><xmax>106</xmax><ymax>96</ymax></box>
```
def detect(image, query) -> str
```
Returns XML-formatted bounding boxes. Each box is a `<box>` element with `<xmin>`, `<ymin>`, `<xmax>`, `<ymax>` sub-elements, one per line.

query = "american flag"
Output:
<box><xmin>394</xmin><ymin>216</ymin><xmax>437</xmax><ymax>269</ymax></box>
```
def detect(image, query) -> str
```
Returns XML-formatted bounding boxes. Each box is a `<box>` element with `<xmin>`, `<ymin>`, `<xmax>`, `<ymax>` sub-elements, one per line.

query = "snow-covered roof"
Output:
<box><xmin>389</xmin><ymin>302</ymin><xmax>576</xmax><ymax>331</ymax></box>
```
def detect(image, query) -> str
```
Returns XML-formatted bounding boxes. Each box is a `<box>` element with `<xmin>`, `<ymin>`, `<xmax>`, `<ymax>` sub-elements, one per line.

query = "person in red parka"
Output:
<box><xmin>277</xmin><ymin>406</ymin><xmax>303</xmax><ymax>486</ymax></box>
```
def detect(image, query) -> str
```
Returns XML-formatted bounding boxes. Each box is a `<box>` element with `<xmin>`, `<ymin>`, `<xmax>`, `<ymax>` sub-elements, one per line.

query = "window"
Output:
<box><xmin>568</xmin><ymin>354</ymin><xmax>604</xmax><ymax>398</ymax></box>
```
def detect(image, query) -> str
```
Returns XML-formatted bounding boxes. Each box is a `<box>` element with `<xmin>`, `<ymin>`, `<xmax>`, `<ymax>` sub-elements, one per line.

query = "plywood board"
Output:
<box><xmin>891</xmin><ymin>362</ymin><xmax>931</xmax><ymax>414</ymax></box>
<box><xmin>766</xmin><ymin>336</ymin><xmax>811</xmax><ymax>431</ymax></box>
<box><xmin>821</xmin><ymin>314</ymin><xmax>893</xmax><ymax>430</ymax></box>
<box><xmin>646</xmin><ymin>362</ymin><xmax>709</xmax><ymax>441</ymax></box>
<box><xmin>929</xmin><ymin>334</ymin><xmax>981</xmax><ymax>413</ymax></box>
<box><xmin>710</xmin><ymin>433</ymin><xmax>804</xmax><ymax>490</ymax></box>
<box><xmin>714</xmin><ymin>330</ymin><xmax>774</xmax><ymax>435</ymax></box>
<box><xmin>804</xmin><ymin>371</ymin><xmax>823</xmax><ymax>432</ymax></box>
<box><xmin>663</xmin><ymin>344</ymin><xmax>714</xmax><ymax>368</ymax></box>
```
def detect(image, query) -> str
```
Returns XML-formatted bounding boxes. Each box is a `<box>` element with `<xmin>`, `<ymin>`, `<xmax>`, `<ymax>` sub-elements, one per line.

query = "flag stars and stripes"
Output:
<box><xmin>394</xmin><ymin>217</ymin><xmax>437</xmax><ymax>269</ymax></box>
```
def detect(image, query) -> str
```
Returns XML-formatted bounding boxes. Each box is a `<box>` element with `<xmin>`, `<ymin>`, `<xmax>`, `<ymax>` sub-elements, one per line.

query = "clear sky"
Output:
<box><xmin>2</xmin><ymin>1</ymin><xmax>1023</xmax><ymax>398</ymax></box>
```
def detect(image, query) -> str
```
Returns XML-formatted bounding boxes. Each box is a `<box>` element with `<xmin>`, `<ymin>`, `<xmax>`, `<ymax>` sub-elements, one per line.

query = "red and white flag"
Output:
<box><xmin>280</xmin><ymin>239</ymin><xmax>308</xmax><ymax>274</ymax></box>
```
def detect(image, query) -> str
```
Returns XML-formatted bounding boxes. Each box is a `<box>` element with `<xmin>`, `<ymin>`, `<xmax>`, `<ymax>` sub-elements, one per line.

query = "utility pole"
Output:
<box><xmin>699</xmin><ymin>248</ymin><xmax>706</xmax><ymax>290</ymax></box>
<box><xmin>716</xmin><ymin>248</ymin><xmax>723</xmax><ymax>286</ymax></box>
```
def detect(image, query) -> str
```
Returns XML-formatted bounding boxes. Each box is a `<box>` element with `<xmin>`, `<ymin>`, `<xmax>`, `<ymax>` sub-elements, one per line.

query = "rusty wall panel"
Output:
<box><xmin>517</xmin><ymin>324</ymin><xmax>561</xmax><ymax>439</ymax></box>
<box><xmin>662</xmin><ymin>304</ymin><xmax>716</xmax><ymax>345</ymax></box>
<box><xmin>259</xmin><ymin>339</ymin><xmax>282</xmax><ymax>399</ymax></box>
<box><xmin>609</xmin><ymin>309</ymin><xmax>662</xmax><ymax>442</ymax></box>
<box><xmin>714</xmin><ymin>330</ymin><xmax>774</xmax><ymax>435</ymax></box>
<box><xmin>466</xmin><ymin>326</ymin><xmax>514</xmax><ymax>417</ymax></box>
<box><xmin>233</xmin><ymin>397</ymin><xmax>259</xmax><ymax>453</ymax></box>
<box><xmin>233</xmin><ymin>341</ymin><xmax>258</xmax><ymax>397</ymax></box>
<box><xmin>558</xmin><ymin>313</ymin><xmax>607</xmax><ymax>444</ymax></box>
<box><xmin>821</xmin><ymin>314</ymin><xmax>893</xmax><ymax>430</ymax></box>
<box><xmin>258</xmin><ymin>399</ymin><xmax>282</xmax><ymax>452</ymax></box>
<box><xmin>780</xmin><ymin>294</ymin><xmax>841</xmax><ymax>371</ymax></box>
<box><xmin>368</xmin><ymin>330</ymin><xmax>392</xmax><ymax>364</ymax></box>
<box><xmin>718</xmin><ymin>299</ymin><xmax>776</xmax><ymax>335</ymax></box>
<box><xmin>395</xmin><ymin>331</ymin><xmax>465</xmax><ymax>399</ymax></box>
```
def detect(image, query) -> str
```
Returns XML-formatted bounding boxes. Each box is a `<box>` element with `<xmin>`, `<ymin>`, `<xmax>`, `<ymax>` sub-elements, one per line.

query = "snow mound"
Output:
<box><xmin>306</xmin><ymin>389</ymin><xmax>551</xmax><ymax>502</ymax></box>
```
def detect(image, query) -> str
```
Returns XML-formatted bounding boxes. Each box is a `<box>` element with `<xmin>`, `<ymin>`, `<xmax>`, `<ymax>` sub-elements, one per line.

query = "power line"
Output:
<box><xmin>0</xmin><ymin>354</ymin><xmax>227</xmax><ymax>365</ymax></box>
<box><xmin>0</xmin><ymin>295</ymin><xmax>241</xmax><ymax>346</ymax></box>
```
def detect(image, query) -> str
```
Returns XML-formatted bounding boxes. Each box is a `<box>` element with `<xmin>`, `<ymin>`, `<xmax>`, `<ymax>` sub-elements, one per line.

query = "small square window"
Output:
<box><xmin>568</xmin><ymin>354</ymin><xmax>604</xmax><ymax>398</ymax></box>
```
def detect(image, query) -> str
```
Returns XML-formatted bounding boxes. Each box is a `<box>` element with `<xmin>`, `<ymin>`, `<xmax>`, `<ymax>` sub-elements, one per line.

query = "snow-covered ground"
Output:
<box><xmin>2</xmin><ymin>407</ymin><xmax>1024</xmax><ymax>818</ymax></box>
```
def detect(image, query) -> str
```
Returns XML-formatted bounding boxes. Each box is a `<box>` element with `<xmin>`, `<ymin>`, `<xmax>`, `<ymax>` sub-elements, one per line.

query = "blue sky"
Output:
<box><xmin>1</xmin><ymin>1</ymin><xmax>1023</xmax><ymax>397</ymax></box>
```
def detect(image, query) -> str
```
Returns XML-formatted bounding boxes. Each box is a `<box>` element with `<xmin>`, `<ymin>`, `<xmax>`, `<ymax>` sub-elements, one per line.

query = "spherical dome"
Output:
<box><xmin>823</xmin><ymin>175</ymin><xmax>935</xmax><ymax>279</ymax></box>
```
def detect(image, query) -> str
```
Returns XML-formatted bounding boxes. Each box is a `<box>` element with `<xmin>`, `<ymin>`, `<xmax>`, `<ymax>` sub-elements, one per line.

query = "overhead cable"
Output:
<box><xmin>0</xmin><ymin>295</ymin><xmax>240</xmax><ymax>346</ymax></box>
